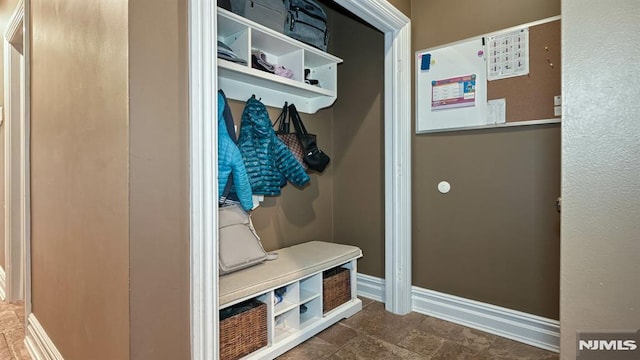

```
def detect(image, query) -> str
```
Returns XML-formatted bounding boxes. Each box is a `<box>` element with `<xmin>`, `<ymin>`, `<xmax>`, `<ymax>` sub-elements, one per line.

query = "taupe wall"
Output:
<box><xmin>387</xmin><ymin>0</ymin><xmax>410</xmax><ymax>18</ymax></box>
<box><xmin>30</xmin><ymin>1</ymin><xmax>130</xmax><ymax>359</ymax></box>
<box><xmin>30</xmin><ymin>0</ymin><xmax>190</xmax><ymax>358</ymax></box>
<box><xmin>329</xmin><ymin>3</ymin><xmax>385</xmax><ymax>278</ymax></box>
<box><xmin>0</xmin><ymin>0</ymin><xmax>20</xmax><ymax>272</ymax></box>
<box><xmin>560</xmin><ymin>1</ymin><xmax>640</xmax><ymax>359</ymax></box>
<box><xmin>129</xmin><ymin>0</ymin><xmax>190</xmax><ymax>359</ymax></box>
<box><xmin>412</xmin><ymin>0</ymin><xmax>561</xmax><ymax>319</ymax></box>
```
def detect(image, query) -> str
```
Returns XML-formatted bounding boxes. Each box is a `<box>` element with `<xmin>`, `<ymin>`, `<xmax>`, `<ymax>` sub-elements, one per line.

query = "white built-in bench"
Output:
<box><xmin>219</xmin><ymin>241</ymin><xmax>363</xmax><ymax>359</ymax></box>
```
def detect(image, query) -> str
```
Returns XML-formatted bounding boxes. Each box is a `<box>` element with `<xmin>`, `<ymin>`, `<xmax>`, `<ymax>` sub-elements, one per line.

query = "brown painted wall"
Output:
<box><xmin>329</xmin><ymin>4</ymin><xmax>385</xmax><ymax>278</ymax></box>
<box><xmin>128</xmin><ymin>0</ymin><xmax>190</xmax><ymax>359</ymax></box>
<box><xmin>412</xmin><ymin>0</ymin><xmax>561</xmax><ymax>319</ymax></box>
<box><xmin>0</xmin><ymin>0</ymin><xmax>20</xmax><ymax>271</ymax></box>
<box><xmin>387</xmin><ymin>0</ymin><xmax>411</xmax><ymax>18</ymax></box>
<box><xmin>412</xmin><ymin>0</ymin><xmax>559</xmax><ymax>49</ymax></box>
<box><xmin>30</xmin><ymin>0</ymin><xmax>130</xmax><ymax>359</ymax></box>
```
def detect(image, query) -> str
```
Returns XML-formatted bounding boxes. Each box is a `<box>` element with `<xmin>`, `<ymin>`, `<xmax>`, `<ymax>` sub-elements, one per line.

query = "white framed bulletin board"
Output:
<box><xmin>416</xmin><ymin>38</ymin><xmax>488</xmax><ymax>133</ymax></box>
<box><xmin>415</xmin><ymin>16</ymin><xmax>562</xmax><ymax>134</ymax></box>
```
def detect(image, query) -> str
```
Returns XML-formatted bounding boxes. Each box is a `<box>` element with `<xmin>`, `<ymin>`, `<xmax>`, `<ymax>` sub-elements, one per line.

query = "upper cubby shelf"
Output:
<box><xmin>217</xmin><ymin>8</ymin><xmax>343</xmax><ymax>114</ymax></box>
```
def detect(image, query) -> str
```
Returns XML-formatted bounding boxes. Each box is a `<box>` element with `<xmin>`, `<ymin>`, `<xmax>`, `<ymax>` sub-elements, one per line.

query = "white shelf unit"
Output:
<box><xmin>219</xmin><ymin>259</ymin><xmax>361</xmax><ymax>360</ymax></box>
<box><xmin>217</xmin><ymin>8</ymin><xmax>343</xmax><ymax>114</ymax></box>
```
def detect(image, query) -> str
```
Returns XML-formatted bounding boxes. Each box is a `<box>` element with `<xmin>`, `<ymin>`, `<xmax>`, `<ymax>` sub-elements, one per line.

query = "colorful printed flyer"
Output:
<box><xmin>431</xmin><ymin>74</ymin><xmax>477</xmax><ymax>110</ymax></box>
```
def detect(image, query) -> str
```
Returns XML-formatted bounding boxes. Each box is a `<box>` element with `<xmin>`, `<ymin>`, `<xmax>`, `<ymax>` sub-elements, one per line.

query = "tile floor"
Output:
<box><xmin>0</xmin><ymin>298</ymin><xmax>559</xmax><ymax>359</ymax></box>
<box><xmin>0</xmin><ymin>301</ymin><xmax>30</xmax><ymax>360</ymax></box>
<box><xmin>277</xmin><ymin>298</ymin><xmax>559</xmax><ymax>360</ymax></box>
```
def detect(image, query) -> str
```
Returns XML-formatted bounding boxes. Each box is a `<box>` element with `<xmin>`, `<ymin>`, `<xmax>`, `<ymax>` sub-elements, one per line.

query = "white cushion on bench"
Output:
<box><xmin>219</xmin><ymin>241</ymin><xmax>362</xmax><ymax>307</ymax></box>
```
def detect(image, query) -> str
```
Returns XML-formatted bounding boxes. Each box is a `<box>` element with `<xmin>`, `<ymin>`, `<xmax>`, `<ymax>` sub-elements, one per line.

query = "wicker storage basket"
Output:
<box><xmin>322</xmin><ymin>267</ymin><xmax>351</xmax><ymax>313</ymax></box>
<box><xmin>220</xmin><ymin>299</ymin><xmax>267</xmax><ymax>360</ymax></box>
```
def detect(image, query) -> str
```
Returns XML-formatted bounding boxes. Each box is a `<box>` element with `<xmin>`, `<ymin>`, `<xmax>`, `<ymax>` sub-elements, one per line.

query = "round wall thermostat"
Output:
<box><xmin>437</xmin><ymin>181</ymin><xmax>451</xmax><ymax>194</ymax></box>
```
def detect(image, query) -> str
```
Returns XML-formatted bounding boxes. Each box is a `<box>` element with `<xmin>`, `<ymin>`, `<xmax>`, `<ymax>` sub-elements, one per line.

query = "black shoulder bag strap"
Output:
<box><xmin>273</xmin><ymin>102</ymin><xmax>289</xmax><ymax>134</ymax></box>
<box><xmin>288</xmin><ymin>103</ymin><xmax>316</xmax><ymax>151</ymax></box>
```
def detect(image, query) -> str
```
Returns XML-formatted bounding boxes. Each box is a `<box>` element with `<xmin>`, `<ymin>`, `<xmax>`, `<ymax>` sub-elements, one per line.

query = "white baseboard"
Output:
<box><xmin>412</xmin><ymin>287</ymin><xmax>559</xmax><ymax>353</ymax></box>
<box><xmin>356</xmin><ymin>273</ymin><xmax>385</xmax><ymax>302</ymax></box>
<box><xmin>0</xmin><ymin>266</ymin><xmax>6</xmax><ymax>301</ymax></box>
<box><xmin>25</xmin><ymin>313</ymin><xmax>64</xmax><ymax>360</ymax></box>
<box><xmin>356</xmin><ymin>274</ymin><xmax>559</xmax><ymax>353</ymax></box>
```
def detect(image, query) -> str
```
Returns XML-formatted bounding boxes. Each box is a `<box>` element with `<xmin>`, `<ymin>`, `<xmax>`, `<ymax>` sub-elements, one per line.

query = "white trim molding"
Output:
<box><xmin>4</xmin><ymin>0</ymin><xmax>23</xmax><ymax>43</ymax></box>
<box><xmin>0</xmin><ymin>266</ymin><xmax>6</xmax><ymax>300</ymax></box>
<box><xmin>25</xmin><ymin>313</ymin><xmax>64</xmax><ymax>360</ymax></box>
<box><xmin>334</xmin><ymin>0</ymin><xmax>413</xmax><ymax>316</ymax></box>
<box><xmin>3</xmin><ymin>0</ymin><xmax>28</xmax><ymax>305</ymax></box>
<box><xmin>21</xmin><ymin>0</ymin><xmax>32</xmax><ymax>316</ymax></box>
<box><xmin>412</xmin><ymin>287</ymin><xmax>560</xmax><ymax>353</ymax></box>
<box><xmin>383</xmin><ymin>21</ymin><xmax>412</xmax><ymax>315</ymax></box>
<box><xmin>191</xmin><ymin>0</ymin><xmax>412</xmax><ymax>357</ymax></box>
<box><xmin>356</xmin><ymin>273</ymin><xmax>385</xmax><ymax>303</ymax></box>
<box><xmin>189</xmin><ymin>0</ymin><xmax>218</xmax><ymax>359</ymax></box>
<box><xmin>356</xmin><ymin>274</ymin><xmax>559</xmax><ymax>353</ymax></box>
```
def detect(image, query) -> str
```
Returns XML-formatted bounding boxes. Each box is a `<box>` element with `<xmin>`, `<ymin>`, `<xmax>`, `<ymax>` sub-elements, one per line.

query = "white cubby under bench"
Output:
<box><xmin>218</xmin><ymin>241</ymin><xmax>363</xmax><ymax>359</ymax></box>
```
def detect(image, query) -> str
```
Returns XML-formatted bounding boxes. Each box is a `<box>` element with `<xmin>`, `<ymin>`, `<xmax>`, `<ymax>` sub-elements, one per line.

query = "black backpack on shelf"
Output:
<box><xmin>284</xmin><ymin>0</ymin><xmax>329</xmax><ymax>51</ymax></box>
<box><xmin>225</xmin><ymin>0</ymin><xmax>288</xmax><ymax>34</ymax></box>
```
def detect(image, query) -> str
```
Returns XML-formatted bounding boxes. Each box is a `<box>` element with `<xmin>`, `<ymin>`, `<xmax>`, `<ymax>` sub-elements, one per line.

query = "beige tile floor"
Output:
<box><xmin>0</xmin><ymin>301</ymin><xmax>30</xmax><ymax>360</ymax></box>
<box><xmin>277</xmin><ymin>298</ymin><xmax>560</xmax><ymax>360</ymax></box>
<box><xmin>1</xmin><ymin>298</ymin><xmax>559</xmax><ymax>359</ymax></box>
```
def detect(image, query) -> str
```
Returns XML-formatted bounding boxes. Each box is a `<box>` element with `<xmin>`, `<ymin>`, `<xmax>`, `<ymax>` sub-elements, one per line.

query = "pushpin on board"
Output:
<box><xmin>421</xmin><ymin>53</ymin><xmax>432</xmax><ymax>70</ymax></box>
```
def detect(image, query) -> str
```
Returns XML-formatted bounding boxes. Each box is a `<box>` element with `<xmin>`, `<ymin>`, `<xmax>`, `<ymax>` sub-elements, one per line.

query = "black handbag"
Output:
<box><xmin>274</xmin><ymin>102</ymin><xmax>312</xmax><ymax>170</ymax></box>
<box><xmin>288</xmin><ymin>103</ymin><xmax>330</xmax><ymax>172</ymax></box>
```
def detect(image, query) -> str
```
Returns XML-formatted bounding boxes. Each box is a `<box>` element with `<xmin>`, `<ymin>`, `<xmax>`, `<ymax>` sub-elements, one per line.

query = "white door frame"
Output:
<box><xmin>188</xmin><ymin>1</ymin><xmax>411</xmax><ymax>358</ymax></box>
<box><xmin>3</xmin><ymin>0</ymin><xmax>30</xmax><ymax>312</ymax></box>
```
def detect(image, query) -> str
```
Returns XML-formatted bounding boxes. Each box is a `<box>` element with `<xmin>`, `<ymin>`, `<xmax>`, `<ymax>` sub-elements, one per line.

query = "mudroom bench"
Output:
<box><xmin>219</xmin><ymin>241</ymin><xmax>363</xmax><ymax>360</ymax></box>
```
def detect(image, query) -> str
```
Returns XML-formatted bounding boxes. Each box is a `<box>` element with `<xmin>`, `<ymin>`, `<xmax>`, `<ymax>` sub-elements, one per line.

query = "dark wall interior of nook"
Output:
<box><xmin>223</xmin><ymin>1</ymin><xmax>386</xmax><ymax>281</ymax></box>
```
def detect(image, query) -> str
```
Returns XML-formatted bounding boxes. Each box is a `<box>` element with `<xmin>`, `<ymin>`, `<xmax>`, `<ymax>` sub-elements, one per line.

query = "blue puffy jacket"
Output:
<box><xmin>218</xmin><ymin>93</ymin><xmax>253</xmax><ymax>211</ymax></box>
<box><xmin>238</xmin><ymin>96</ymin><xmax>310</xmax><ymax>195</ymax></box>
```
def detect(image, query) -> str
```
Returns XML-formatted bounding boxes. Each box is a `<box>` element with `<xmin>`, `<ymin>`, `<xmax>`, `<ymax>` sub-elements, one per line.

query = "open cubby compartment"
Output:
<box><xmin>217</xmin><ymin>12</ymin><xmax>250</xmax><ymax>66</ymax></box>
<box><xmin>299</xmin><ymin>273</ymin><xmax>321</xmax><ymax>303</ymax></box>
<box><xmin>274</xmin><ymin>307</ymin><xmax>300</xmax><ymax>343</ymax></box>
<box><xmin>299</xmin><ymin>296</ymin><xmax>322</xmax><ymax>329</ymax></box>
<box><xmin>303</xmin><ymin>50</ymin><xmax>338</xmax><ymax>93</ymax></box>
<box><xmin>273</xmin><ymin>282</ymin><xmax>299</xmax><ymax>317</ymax></box>
<box><xmin>252</xmin><ymin>28</ymin><xmax>304</xmax><ymax>82</ymax></box>
<box><xmin>216</xmin><ymin>7</ymin><xmax>343</xmax><ymax>114</ymax></box>
<box><xmin>299</xmin><ymin>273</ymin><xmax>322</xmax><ymax>328</ymax></box>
